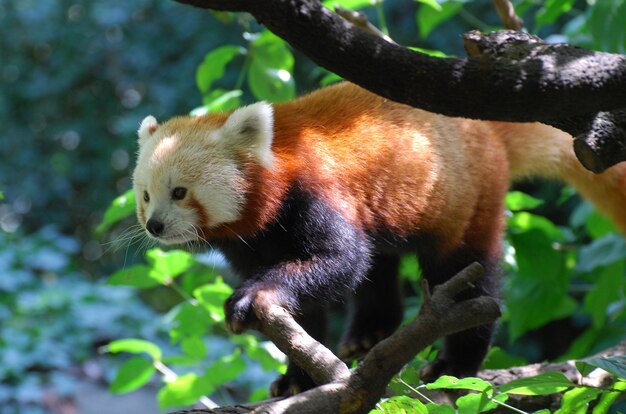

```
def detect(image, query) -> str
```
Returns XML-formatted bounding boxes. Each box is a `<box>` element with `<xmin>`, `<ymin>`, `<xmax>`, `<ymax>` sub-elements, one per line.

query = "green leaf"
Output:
<box><xmin>570</xmin><ymin>200</ymin><xmax>594</xmax><ymax>228</ymax></box>
<box><xmin>426</xmin><ymin>376</ymin><xmax>492</xmax><ymax>394</ymax></box>
<box><xmin>506</xmin><ymin>228</ymin><xmax>574</xmax><ymax>339</ymax></box>
<box><xmin>455</xmin><ymin>392</ymin><xmax>491</xmax><ymax>414</ymax></box>
<box><xmin>562</xmin><ymin>328</ymin><xmax>602</xmax><ymax>361</ymax></box>
<box><xmin>107</xmin><ymin>265</ymin><xmax>161</xmax><ymax>289</ymax></box>
<box><xmin>426</xmin><ymin>403</ymin><xmax>455</xmax><ymax>414</ymax></box>
<box><xmin>181</xmin><ymin>336</ymin><xmax>207</xmax><ymax>360</ymax></box>
<box><xmin>498</xmin><ymin>372</ymin><xmax>574</xmax><ymax>395</ymax></box>
<box><xmin>204</xmin><ymin>350</ymin><xmax>247</xmax><ymax>387</ymax></box>
<box><xmin>191</xmin><ymin>89</ymin><xmax>243</xmax><ymax>116</ymax></box>
<box><xmin>196</xmin><ymin>45</ymin><xmax>245</xmax><ymax>94</ymax></box>
<box><xmin>577</xmin><ymin>355</ymin><xmax>626</xmax><ymax>379</ymax></box>
<box><xmin>322</xmin><ymin>0</ymin><xmax>375</xmax><ymax>10</ymax></box>
<box><xmin>482</xmin><ymin>393</ymin><xmax>509</xmax><ymax>412</ymax></box>
<box><xmin>193</xmin><ymin>277</ymin><xmax>234</xmax><ymax>322</ymax></box>
<box><xmin>378</xmin><ymin>396</ymin><xmax>428</xmax><ymax>414</ymax></box>
<box><xmin>535</xmin><ymin>0</ymin><xmax>576</xmax><ymax>29</ymax></box>
<box><xmin>576</xmin><ymin>234</ymin><xmax>626</xmax><ymax>274</ymax></box>
<box><xmin>232</xmin><ymin>335</ymin><xmax>286</xmax><ymax>371</ymax></box>
<box><xmin>505</xmin><ymin>191</ymin><xmax>543</xmax><ymax>211</ymax></box>
<box><xmin>251</xmin><ymin>30</ymin><xmax>293</xmax><ymax>69</ymax></box>
<box><xmin>583</xmin><ymin>261</ymin><xmax>624</xmax><ymax>328</ymax></box>
<box><xmin>247</xmin><ymin>30</ymin><xmax>295</xmax><ymax>102</ymax></box>
<box><xmin>250</xmin><ymin>386</ymin><xmax>269</xmax><ymax>402</ymax></box>
<box><xmin>110</xmin><ymin>357</ymin><xmax>156</xmax><ymax>394</ymax></box>
<box><xmin>481</xmin><ymin>347</ymin><xmax>527</xmax><ymax>370</ymax></box>
<box><xmin>320</xmin><ymin>71</ymin><xmax>343</xmax><ymax>86</ymax></box>
<box><xmin>157</xmin><ymin>373</ymin><xmax>214</xmax><ymax>409</ymax></box>
<box><xmin>96</xmin><ymin>189</ymin><xmax>136</xmax><ymax>234</ymax></box>
<box><xmin>400</xmin><ymin>254</ymin><xmax>421</xmax><ymax>282</ymax></box>
<box><xmin>167</xmin><ymin>301</ymin><xmax>214</xmax><ymax>342</ymax></box>
<box><xmin>587</xmin><ymin>0</ymin><xmax>626</xmax><ymax>53</ymax></box>
<box><xmin>408</xmin><ymin>47</ymin><xmax>451</xmax><ymax>58</ymax></box>
<box><xmin>105</xmin><ymin>338</ymin><xmax>163</xmax><ymax>361</ymax></box>
<box><xmin>592</xmin><ymin>380</ymin><xmax>626</xmax><ymax>414</ymax></box>
<box><xmin>554</xmin><ymin>386</ymin><xmax>602</xmax><ymax>414</ymax></box>
<box><xmin>585</xmin><ymin>211</ymin><xmax>617</xmax><ymax>239</ymax></box>
<box><xmin>417</xmin><ymin>1</ymin><xmax>462</xmax><ymax>39</ymax></box>
<box><xmin>507</xmin><ymin>212</ymin><xmax>563</xmax><ymax>240</ymax></box>
<box><xmin>146</xmin><ymin>248</ymin><xmax>195</xmax><ymax>283</ymax></box>
<box><xmin>415</xmin><ymin>0</ymin><xmax>442</xmax><ymax>12</ymax></box>
<box><xmin>248</xmin><ymin>64</ymin><xmax>295</xmax><ymax>102</ymax></box>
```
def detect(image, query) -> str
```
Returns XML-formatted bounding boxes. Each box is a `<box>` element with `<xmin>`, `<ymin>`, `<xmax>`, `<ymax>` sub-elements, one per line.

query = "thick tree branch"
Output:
<box><xmin>175</xmin><ymin>0</ymin><xmax>626</xmax><ymax>121</ymax></box>
<box><xmin>463</xmin><ymin>30</ymin><xmax>626</xmax><ymax>172</ymax></box>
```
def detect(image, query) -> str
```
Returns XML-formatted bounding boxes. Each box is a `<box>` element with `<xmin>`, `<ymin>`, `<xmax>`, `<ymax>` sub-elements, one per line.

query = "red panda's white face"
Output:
<box><xmin>132</xmin><ymin>103</ymin><xmax>274</xmax><ymax>245</ymax></box>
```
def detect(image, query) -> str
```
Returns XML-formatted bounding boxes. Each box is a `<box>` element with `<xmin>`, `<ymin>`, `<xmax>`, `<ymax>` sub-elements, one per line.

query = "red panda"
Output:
<box><xmin>133</xmin><ymin>82</ymin><xmax>626</xmax><ymax>396</ymax></box>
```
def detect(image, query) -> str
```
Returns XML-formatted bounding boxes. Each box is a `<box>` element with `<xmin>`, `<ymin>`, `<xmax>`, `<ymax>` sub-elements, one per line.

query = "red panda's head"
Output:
<box><xmin>132</xmin><ymin>102</ymin><xmax>274</xmax><ymax>245</ymax></box>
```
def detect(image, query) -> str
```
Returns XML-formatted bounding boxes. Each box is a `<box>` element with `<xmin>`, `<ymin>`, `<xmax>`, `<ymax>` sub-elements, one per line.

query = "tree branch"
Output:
<box><xmin>171</xmin><ymin>341</ymin><xmax>626</xmax><ymax>414</ymax></box>
<box><xmin>492</xmin><ymin>0</ymin><xmax>523</xmax><ymax>31</ymax></box>
<box><xmin>169</xmin><ymin>263</ymin><xmax>501</xmax><ymax>414</ymax></box>
<box><xmin>252</xmin><ymin>293</ymin><xmax>349</xmax><ymax>386</ymax></box>
<box><xmin>175</xmin><ymin>0</ymin><xmax>626</xmax><ymax>121</ymax></box>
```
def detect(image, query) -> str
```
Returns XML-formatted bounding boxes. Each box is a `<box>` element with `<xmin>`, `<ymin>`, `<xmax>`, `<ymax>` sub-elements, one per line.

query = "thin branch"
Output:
<box><xmin>252</xmin><ymin>294</ymin><xmax>349</xmax><ymax>386</ymax></box>
<box><xmin>334</xmin><ymin>6</ymin><xmax>397</xmax><ymax>45</ymax></box>
<box><xmin>493</xmin><ymin>0</ymin><xmax>523</xmax><ymax>31</ymax></box>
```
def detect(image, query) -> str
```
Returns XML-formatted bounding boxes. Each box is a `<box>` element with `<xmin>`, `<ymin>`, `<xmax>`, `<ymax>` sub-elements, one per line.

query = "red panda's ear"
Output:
<box><xmin>138</xmin><ymin>115</ymin><xmax>159</xmax><ymax>144</ymax></box>
<box><xmin>219</xmin><ymin>102</ymin><xmax>274</xmax><ymax>168</ymax></box>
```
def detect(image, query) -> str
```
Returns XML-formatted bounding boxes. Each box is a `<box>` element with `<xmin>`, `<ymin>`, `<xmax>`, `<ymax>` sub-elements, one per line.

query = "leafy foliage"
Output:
<box><xmin>5</xmin><ymin>0</ymin><xmax>626</xmax><ymax>412</ymax></box>
<box><xmin>0</xmin><ymin>227</ymin><xmax>162</xmax><ymax>412</ymax></box>
<box><xmin>100</xmin><ymin>248</ymin><xmax>285</xmax><ymax>409</ymax></box>
<box><xmin>379</xmin><ymin>371</ymin><xmax>619</xmax><ymax>414</ymax></box>
<box><xmin>97</xmin><ymin>0</ymin><xmax>626</xmax><ymax>411</ymax></box>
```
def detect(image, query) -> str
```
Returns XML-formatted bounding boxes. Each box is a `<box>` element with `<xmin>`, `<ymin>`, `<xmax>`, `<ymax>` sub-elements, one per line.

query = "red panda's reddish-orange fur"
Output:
<box><xmin>202</xmin><ymin>84</ymin><xmax>509</xmax><ymax>260</ymax></box>
<box><xmin>198</xmin><ymin>83</ymin><xmax>626</xmax><ymax>249</ymax></box>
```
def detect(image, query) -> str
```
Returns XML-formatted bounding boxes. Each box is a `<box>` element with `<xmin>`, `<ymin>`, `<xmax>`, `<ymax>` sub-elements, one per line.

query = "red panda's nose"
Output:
<box><xmin>146</xmin><ymin>219</ymin><xmax>164</xmax><ymax>236</ymax></box>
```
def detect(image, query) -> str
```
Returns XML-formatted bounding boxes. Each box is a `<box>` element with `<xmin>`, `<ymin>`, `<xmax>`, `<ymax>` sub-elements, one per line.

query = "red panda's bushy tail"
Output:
<box><xmin>498</xmin><ymin>122</ymin><xmax>626</xmax><ymax>233</ymax></box>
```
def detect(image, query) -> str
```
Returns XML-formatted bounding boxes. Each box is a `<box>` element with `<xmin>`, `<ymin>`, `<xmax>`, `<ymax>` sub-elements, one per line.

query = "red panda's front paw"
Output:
<box><xmin>224</xmin><ymin>282</ymin><xmax>290</xmax><ymax>334</ymax></box>
<box><xmin>224</xmin><ymin>286</ymin><xmax>261</xmax><ymax>334</ymax></box>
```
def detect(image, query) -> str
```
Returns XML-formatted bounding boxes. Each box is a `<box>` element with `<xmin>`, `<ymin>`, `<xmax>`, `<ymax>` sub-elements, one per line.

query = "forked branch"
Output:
<box><xmin>170</xmin><ymin>263</ymin><xmax>501</xmax><ymax>414</ymax></box>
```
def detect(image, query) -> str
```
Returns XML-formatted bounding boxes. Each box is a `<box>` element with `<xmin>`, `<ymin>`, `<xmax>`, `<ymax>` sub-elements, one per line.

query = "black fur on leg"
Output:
<box><xmin>217</xmin><ymin>184</ymin><xmax>373</xmax><ymax>336</ymax></box>
<box><xmin>339</xmin><ymin>254</ymin><xmax>403</xmax><ymax>360</ymax></box>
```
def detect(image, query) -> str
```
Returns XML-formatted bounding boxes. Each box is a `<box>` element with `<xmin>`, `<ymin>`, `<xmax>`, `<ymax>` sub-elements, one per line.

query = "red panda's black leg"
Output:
<box><xmin>339</xmin><ymin>254</ymin><xmax>403</xmax><ymax>360</ymax></box>
<box><xmin>419</xmin><ymin>251</ymin><xmax>500</xmax><ymax>381</ymax></box>
<box><xmin>219</xmin><ymin>185</ymin><xmax>372</xmax><ymax>394</ymax></box>
<box><xmin>221</xmin><ymin>186</ymin><xmax>372</xmax><ymax>334</ymax></box>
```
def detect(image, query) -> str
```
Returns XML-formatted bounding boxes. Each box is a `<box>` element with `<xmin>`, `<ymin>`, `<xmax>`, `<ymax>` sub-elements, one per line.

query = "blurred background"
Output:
<box><xmin>2</xmin><ymin>0</ymin><xmax>626</xmax><ymax>413</ymax></box>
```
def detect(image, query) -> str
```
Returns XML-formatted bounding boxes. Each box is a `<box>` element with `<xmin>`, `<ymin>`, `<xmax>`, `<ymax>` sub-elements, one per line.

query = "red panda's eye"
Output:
<box><xmin>172</xmin><ymin>187</ymin><xmax>187</xmax><ymax>200</ymax></box>
<box><xmin>143</xmin><ymin>191</ymin><xmax>150</xmax><ymax>202</ymax></box>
